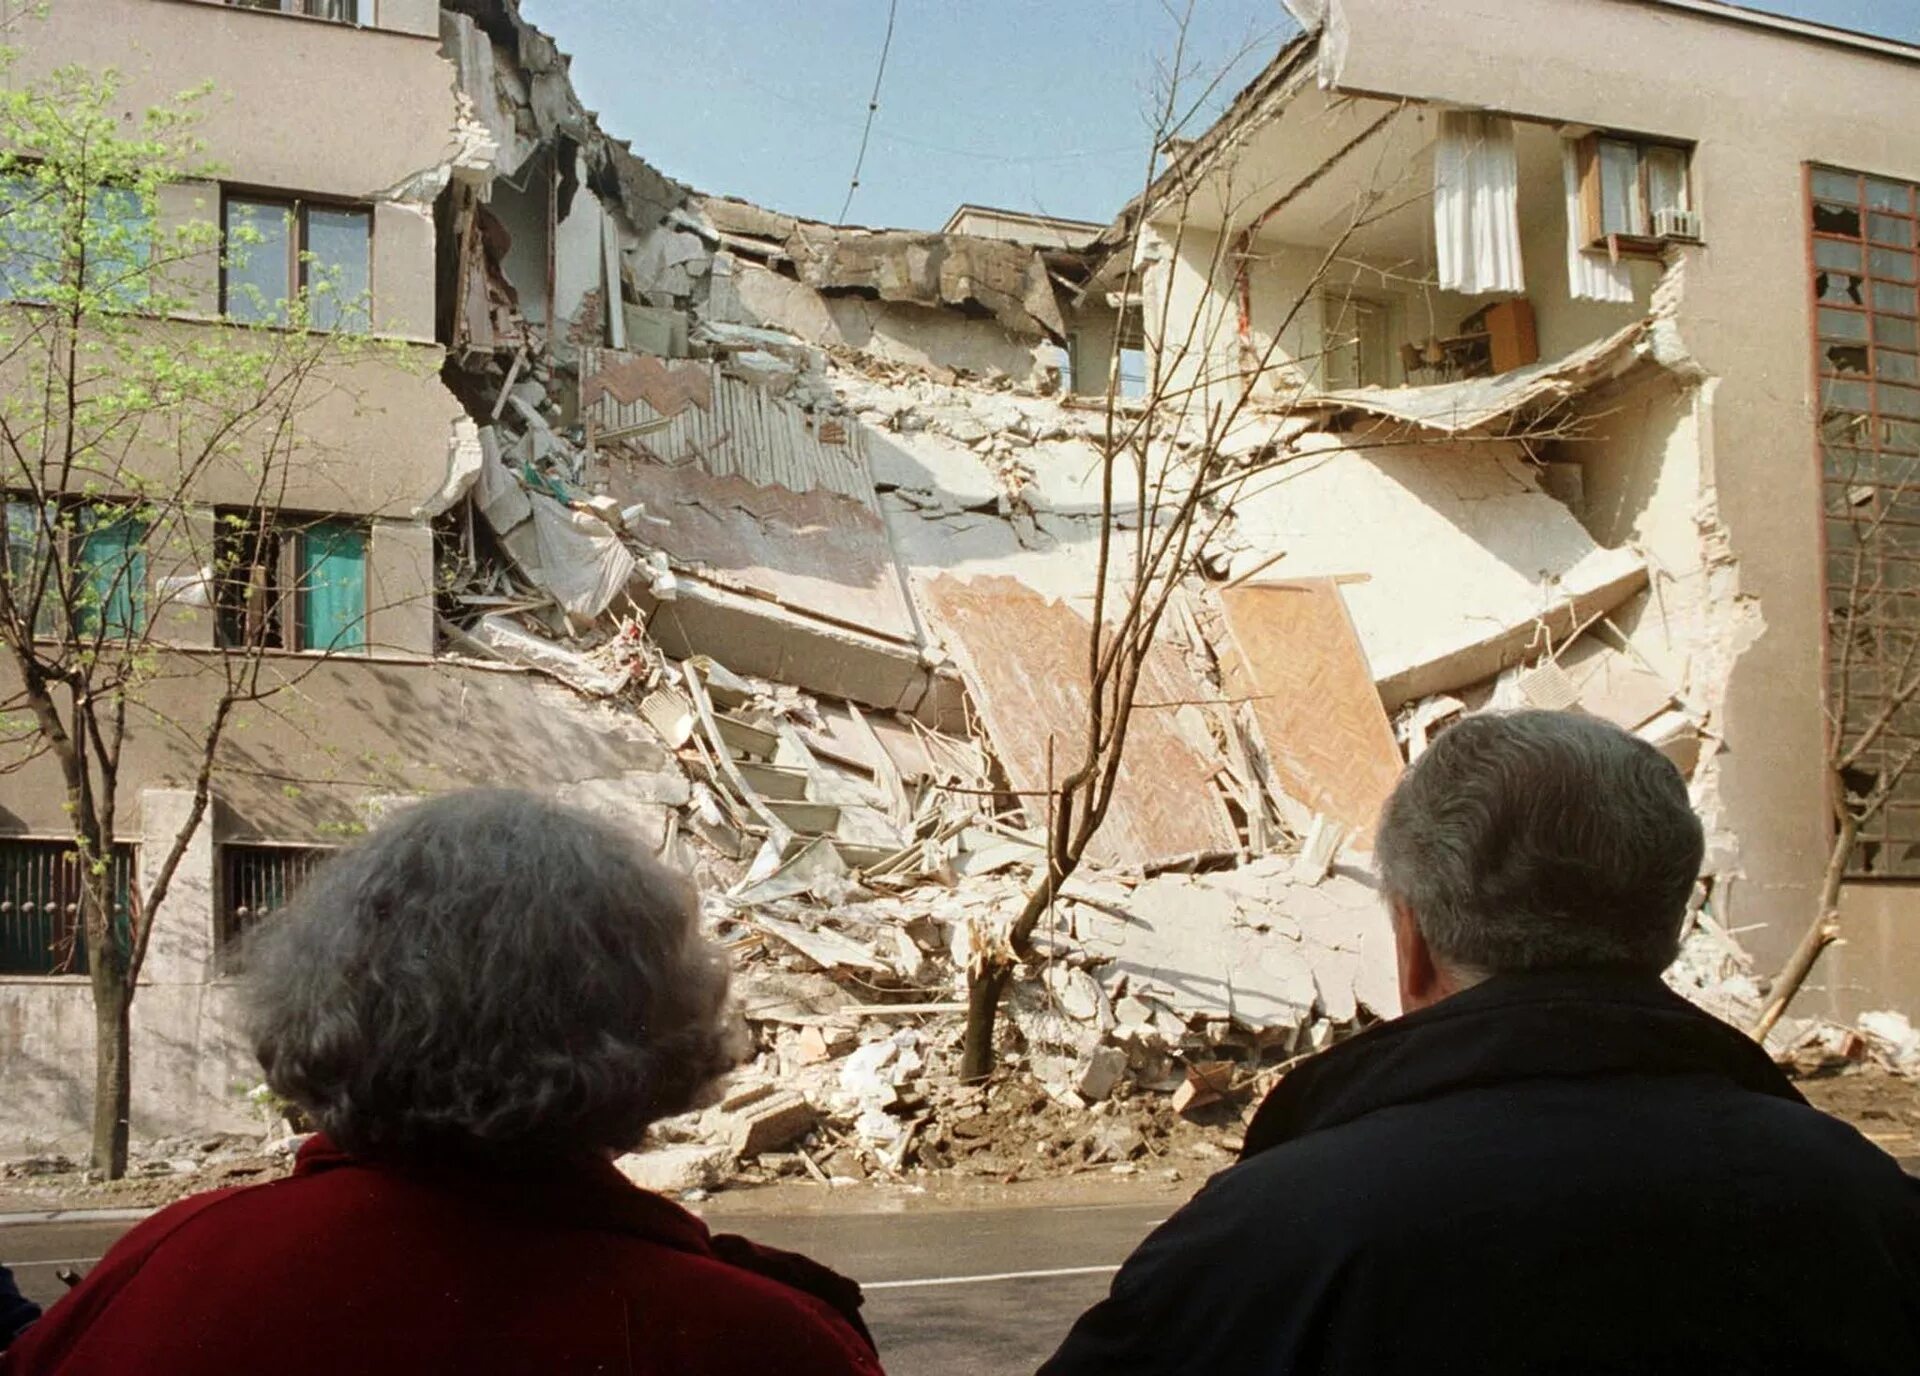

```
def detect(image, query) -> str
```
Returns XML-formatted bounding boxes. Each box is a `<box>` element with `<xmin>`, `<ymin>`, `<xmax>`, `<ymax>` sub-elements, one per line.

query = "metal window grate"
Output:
<box><xmin>217</xmin><ymin>844</ymin><xmax>328</xmax><ymax>966</ymax></box>
<box><xmin>1811</xmin><ymin>165</ymin><xmax>1920</xmax><ymax>876</ymax></box>
<box><xmin>0</xmin><ymin>840</ymin><xmax>135</xmax><ymax>976</ymax></box>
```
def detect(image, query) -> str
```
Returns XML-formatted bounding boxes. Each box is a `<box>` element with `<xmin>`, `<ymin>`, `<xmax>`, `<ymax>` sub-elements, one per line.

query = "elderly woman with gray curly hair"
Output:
<box><xmin>4</xmin><ymin>790</ymin><xmax>885</xmax><ymax>1376</ymax></box>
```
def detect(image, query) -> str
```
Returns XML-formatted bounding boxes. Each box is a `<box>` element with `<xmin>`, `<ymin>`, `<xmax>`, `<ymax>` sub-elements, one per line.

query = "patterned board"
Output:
<box><xmin>1215</xmin><ymin>580</ymin><xmax>1404</xmax><ymax>845</ymax></box>
<box><xmin>919</xmin><ymin>574</ymin><xmax>1238</xmax><ymax>870</ymax></box>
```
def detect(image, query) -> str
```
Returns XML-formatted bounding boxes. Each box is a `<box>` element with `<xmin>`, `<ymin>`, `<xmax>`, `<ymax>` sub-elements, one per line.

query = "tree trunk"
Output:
<box><xmin>1751</xmin><ymin>810</ymin><xmax>1856</xmax><ymax>1043</ymax></box>
<box><xmin>959</xmin><ymin>961</ymin><xmax>1013</xmax><ymax>1082</ymax></box>
<box><xmin>90</xmin><ymin>977</ymin><xmax>132</xmax><ymax>1178</ymax></box>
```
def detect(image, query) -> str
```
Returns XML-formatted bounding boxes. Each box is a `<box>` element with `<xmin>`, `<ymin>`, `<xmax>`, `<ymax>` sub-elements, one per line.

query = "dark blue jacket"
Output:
<box><xmin>0</xmin><ymin>1264</ymin><xmax>39</xmax><ymax>1352</ymax></box>
<box><xmin>1042</xmin><ymin>971</ymin><xmax>1920</xmax><ymax>1374</ymax></box>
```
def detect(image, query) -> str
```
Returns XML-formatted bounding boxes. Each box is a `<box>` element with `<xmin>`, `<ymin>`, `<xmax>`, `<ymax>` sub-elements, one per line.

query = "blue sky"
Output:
<box><xmin>520</xmin><ymin>1</ymin><xmax>1920</xmax><ymax>232</ymax></box>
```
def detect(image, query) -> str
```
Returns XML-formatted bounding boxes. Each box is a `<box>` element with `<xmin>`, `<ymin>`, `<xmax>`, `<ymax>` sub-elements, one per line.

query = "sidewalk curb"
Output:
<box><xmin>0</xmin><ymin>1206</ymin><xmax>159</xmax><ymax>1227</ymax></box>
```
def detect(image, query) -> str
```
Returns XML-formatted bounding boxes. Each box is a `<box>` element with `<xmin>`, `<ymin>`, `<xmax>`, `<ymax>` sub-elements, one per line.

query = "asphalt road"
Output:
<box><xmin>0</xmin><ymin>1199</ymin><xmax>1173</xmax><ymax>1375</ymax></box>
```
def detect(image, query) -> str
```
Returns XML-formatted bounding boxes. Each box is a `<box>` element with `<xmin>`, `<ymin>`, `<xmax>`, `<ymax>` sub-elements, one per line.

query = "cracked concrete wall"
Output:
<box><xmin>1316</xmin><ymin>0</ymin><xmax>1920</xmax><ymax>1016</ymax></box>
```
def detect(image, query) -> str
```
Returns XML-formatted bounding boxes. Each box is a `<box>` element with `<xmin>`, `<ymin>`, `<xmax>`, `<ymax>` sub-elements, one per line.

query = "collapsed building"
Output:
<box><xmin>4</xmin><ymin>0</ymin><xmax>1920</xmax><ymax>1177</ymax></box>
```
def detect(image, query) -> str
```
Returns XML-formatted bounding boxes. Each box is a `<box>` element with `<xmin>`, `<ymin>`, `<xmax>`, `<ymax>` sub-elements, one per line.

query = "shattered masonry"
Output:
<box><xmin>403</xmin><ymin>0</ymin><xmax>1917</xmax><ymax>1186</ymax></box>
<box><xmin>0</xmin><ymin>0</ymin><xmax>1880</xmax><ymax>1176</ymax></box>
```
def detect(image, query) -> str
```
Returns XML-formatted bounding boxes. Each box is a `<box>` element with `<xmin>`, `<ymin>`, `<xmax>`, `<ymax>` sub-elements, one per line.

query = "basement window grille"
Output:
<box><xmin>0</xmin><ymin>840</ymin><xmax>135</xmax><ymax>976</ymax></box>
<box><xmin>1811</xmin><ymin>164</ymin><xmax>1920</xmax><ymax>876</ymax></box>
<box><xmin>217</xmin><ymin>844</ymin><xmax>329</xmax><ymax>967</ymax></box>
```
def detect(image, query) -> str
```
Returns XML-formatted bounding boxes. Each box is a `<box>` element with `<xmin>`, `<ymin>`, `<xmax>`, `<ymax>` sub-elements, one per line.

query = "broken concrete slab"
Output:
<box><xmin>615</xmin><ymin>1143</ymin><xmax>735</xmax><ymax>1195</ymax></box>
<box><xmin>450</xmin><ymin>614</ymin><xmax>635</xmax><ymax>697</ymax></box>
<box><xmin>727</xmin><ymin>1089</ymin><xmax>818</xmax><ymax>1157</ymax></box>
<box><xmin>1076</xmin><ymin>865</ymin><xmax>1398</xmax><ymax>1033</ymax></box>
<box><xmin>1226</xmin><ymin>436</ymin><xmax>1648</xmax><ymax>710</ymax></box>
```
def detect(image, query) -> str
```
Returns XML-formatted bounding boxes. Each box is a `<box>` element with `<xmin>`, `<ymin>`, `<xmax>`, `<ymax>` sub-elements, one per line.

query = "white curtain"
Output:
<box><xmin>1433</xmin><ymin>111</ymin><xmax>1525</xmax><ymax>296</ymax></box>
<box><xmin>1561</xmin><ymin>140</ymin><xmax>1635</xmax><ymax>304</ymax></box>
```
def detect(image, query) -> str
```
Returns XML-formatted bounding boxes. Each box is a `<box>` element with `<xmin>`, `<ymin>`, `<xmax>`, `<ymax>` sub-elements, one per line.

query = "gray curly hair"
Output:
<box><xmin>245</xmin><ymin>789</ymin><xmax>740</xmax><ymax>1161</ymax></box>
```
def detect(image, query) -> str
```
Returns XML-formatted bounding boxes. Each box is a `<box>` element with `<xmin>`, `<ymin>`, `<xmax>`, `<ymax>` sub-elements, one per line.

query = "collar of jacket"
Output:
<box><xmin>1240</xmin><ymin>968</ymin><xmax>1803</xmax><ymax>1162</ymax></box>
<box><xmin>290</xmin><ymin>1135</ymin><xmax>872</xmax><ymax>1347</ymax></box>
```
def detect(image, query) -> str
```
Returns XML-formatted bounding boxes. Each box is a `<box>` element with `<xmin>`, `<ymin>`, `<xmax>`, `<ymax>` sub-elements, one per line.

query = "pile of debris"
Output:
<box><xmin>612</xmin><ymin>849</ymin><xmax>1397</xmax><ymax>1194</ymax></box>
<box><xmin>405</xmin><ymin>0</ymin><xmax>1917</xmax><ymax>1199</ymax></box>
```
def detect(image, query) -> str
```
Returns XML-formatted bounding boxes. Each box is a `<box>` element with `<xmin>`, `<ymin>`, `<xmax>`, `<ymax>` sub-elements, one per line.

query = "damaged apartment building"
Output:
<box><xmin>3</xmin><ymin>0</ymin><xmax>1920</xmax><ymax>1167</ymax></box>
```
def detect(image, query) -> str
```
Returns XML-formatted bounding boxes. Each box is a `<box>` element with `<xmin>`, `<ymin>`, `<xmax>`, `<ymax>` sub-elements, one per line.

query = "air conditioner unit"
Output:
<box><xmin>1654</xmin><ymin>207</ymin><xmax>1704</xmax><ymax>243</ymax></box>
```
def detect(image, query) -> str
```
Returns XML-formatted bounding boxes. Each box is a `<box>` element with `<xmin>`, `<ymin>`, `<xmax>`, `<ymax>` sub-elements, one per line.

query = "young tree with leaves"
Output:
<box><xmin>0</xmin><ymin>58</ymin><xmax>384</xmax><ymax>1176</ymax></box>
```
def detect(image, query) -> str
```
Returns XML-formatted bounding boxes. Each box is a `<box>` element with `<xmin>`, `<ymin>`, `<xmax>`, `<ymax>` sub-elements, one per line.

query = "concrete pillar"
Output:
<box><xmin>367</xmin><ymin>518</ymin><xmax>435</xmax><ymax>657</ymax></box>
<box><xmin>138</xmin><ymin>788</ymin><xmax>216</xmax><ymax>987</ymax></box>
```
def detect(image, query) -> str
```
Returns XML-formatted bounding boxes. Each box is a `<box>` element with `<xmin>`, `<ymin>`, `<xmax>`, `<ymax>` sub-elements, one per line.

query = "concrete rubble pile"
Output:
<box><xmin>403</xmin><ymin>1</ymin><xmax>1912</xmax><ymax>1195</ymax></box>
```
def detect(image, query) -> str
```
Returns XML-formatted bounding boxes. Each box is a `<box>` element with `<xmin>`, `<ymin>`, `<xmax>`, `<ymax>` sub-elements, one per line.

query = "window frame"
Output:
<box><xmin>223</xmin><ymin>0</ymin><xmax>361</xmax><ymax>23</ymax></box>
<box><xmin>219</xmin><ymin>189</ymin><xmax>373</xmax><ymax>330</ymax></box>
<box><xmin>1575</xmin><ymin>133</ymin><xmax>1696</xmax><ymax>258</ymax></box>
<box><xmin>213</xmin><ymin>509</ymin><xmax>371</xmax><ymax>654</ymax></box>
<box><xmin>0</xmin><ymin>166</ymin><xmax>154</xmax><ymax>309</ymax></box>
<box><xmin>0</xmin><ymin>494</ymin><xmax>150</xmax><ymax>643</ymax></box>
<box><xmin>1809</xmin><ymin>162</ymin><xmax>1920</xmax><ymax>877</ymax></box>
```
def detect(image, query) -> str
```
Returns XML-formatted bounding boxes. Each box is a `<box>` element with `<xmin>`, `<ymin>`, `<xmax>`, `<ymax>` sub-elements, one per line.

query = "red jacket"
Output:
<box><xmin>3</xmin><ymin>1137</ymin><xmax>884</xmax><ymax>1375</ymax></box>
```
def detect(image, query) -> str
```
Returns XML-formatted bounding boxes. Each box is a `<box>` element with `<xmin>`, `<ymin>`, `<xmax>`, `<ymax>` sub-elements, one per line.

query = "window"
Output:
<box><xmin>222</xmin><ymin>194</ymin><xmax>370</xmax><ymax>329</ymax></box>
<box><xmin>1115</xmin><ymin>306</ymin><xmax>1148</xmax><ymax>400</ymax></box>
<box><xmin>0</xmin><ymin>497</ymin><xmax>149</xmax><ymax>640</ymax></box>
<box><xmin>1575</xmin><ymin>134</ymin><xmax>1694</xmax><ymax>251</ymax></box>
<box><xmin>0</xmin><ymin>840</ymin><xmax>135</xmax><ymax>976</ymax></box>
<box><xmin>1322</xmin><ymin>294</ymin><xmax>1391</xmax><ymax>389</ymax></box>
<box><xmin>216</xmin><ymin>843</ymin><xmax>328</xmax><ymax>967</ymax></box>
<box><xmin>215</xmin><ymin>511</ymin><xmax>368</xmax><ymax>652</ymax></box>
<box><xmin>227</xmin><ymin>1</ymin><xmax>359</xmax><ymax>21</ymax></box>
<box><xmin>0</xmin><ymin>176</ymin><xmax>150</xmax><ymax>307</ymax></box>
<box><xmin>1811</xmin><ymin>165</ymin><xmax>1920</xmax><ymax>876</ymax></box>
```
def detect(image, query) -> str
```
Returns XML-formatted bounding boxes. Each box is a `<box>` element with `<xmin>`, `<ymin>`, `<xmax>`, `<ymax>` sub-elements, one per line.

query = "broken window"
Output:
<box><xmin>1812</xmin><ymin>165</ymin><xmax>1920</xmax><ymax>875</ymax></box>
<box><xmin>222</xmin><ymin>193</ymin><xmax>370</xmax><ymax>329</ymax></box>
<box><xmin>226</xmin><ymin>0</ymin><xmax>359</xmax><ymax>21</ymax></box>
<box><xmin>0</xmin><ymin>839</ymin><xmax>135</xmax><ymax>976</ymax></box>
<box><xmin>0</xmin><ymin>497</ymin><xmax>149</xmax><ymax>640</ymax></box>
<box><xmin>1575</xmin><ymin>134</ymin><xmax>1697</xmax><ymax>252</ymax></box>
<box><xmin>214</xmin><ymin>511</ymin><xmax>368</xmax><ymax>652</ymax></box>
<box><xmin>216</xmin><ymin>842</ymin><xmax>328</xmax><ymax>970</ymax></box>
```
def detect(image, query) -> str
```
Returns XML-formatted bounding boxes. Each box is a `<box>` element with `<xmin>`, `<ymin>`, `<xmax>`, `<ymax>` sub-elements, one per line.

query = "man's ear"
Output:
<box><xmin>1391</xmin><ymin>896</ymin><xmax>1443</xmax><ymax>1013</ymax></box>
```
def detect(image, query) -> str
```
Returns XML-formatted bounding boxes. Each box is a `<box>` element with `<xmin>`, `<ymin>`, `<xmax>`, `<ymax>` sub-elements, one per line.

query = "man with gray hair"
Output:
<box><xmin>1042</xmin><ymin>710</ymin><xmax>1920</xmax><ymax>1374</ymax></box>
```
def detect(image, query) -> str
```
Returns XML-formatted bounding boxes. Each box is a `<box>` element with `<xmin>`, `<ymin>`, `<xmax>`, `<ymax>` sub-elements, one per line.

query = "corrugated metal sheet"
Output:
<box><xmin>580</xmin><ymin>349</ymin><xmax>875</xmax><ymax>503</ymax></box>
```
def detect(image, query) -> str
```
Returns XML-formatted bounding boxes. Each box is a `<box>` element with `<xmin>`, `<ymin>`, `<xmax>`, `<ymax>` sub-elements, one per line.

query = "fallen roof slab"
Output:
<box><xmin>1305</xmin><ymin>318</ymin><xmax>1653</xmax><ymax>433</ymax></box>
<box><xmin>1076</xmin><ymin>862</ymin><xmax>1400</xmax><ymax>1032</ymax></box>
<box><xmin>1226</xmin><ymin>435</ymin><xmax>1649</xmax><ymax>711</ymax></box>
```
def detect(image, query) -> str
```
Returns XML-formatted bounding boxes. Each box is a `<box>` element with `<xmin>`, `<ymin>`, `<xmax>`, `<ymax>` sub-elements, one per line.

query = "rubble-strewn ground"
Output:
<box><xmin>8</xmin><ymin>1064</ymin><xmax>1917</xmax><ymax>1218</ymax></box>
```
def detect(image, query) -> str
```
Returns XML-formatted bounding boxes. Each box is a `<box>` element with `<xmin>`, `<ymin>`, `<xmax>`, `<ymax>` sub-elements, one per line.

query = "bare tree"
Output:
<box><xmin>0</xmin><ymin>60</ymin><xmax>398</xmax><ymax>1175</ymax></box>
<box><xmin>958</xmin><ymin>17</ymin><xmax>1433</xmax><ymax>1078</ymax></box>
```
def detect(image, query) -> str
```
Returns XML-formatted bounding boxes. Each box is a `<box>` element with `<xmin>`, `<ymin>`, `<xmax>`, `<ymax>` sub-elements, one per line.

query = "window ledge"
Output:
<box><xmin>0</xmin><ymin>974</ymin><xmax>90</xmax><ymax>985</ymax></box>
<box><xmin>154</xmin><ymin>1</ymin><xmax>437</xmax><ymax>42</ymax></box>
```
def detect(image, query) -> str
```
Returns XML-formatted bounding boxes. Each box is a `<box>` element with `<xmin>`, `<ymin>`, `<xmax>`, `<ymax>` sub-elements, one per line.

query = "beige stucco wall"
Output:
<box><xmin>21</xmin><ymin>1</ymin><xmax>459</xmax><ymax>201</ymax></box>
<box><xmin>1317</xmin><ymin>0</ymin><xmax>1920</xmax><ymax>1015</ymax></box>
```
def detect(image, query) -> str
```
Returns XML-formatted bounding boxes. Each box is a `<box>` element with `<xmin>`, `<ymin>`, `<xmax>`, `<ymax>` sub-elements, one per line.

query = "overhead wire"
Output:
<box><xmin>838</xmin><ymin>0</ymin><xmax>900</xmax><ymax>223</ymax></box>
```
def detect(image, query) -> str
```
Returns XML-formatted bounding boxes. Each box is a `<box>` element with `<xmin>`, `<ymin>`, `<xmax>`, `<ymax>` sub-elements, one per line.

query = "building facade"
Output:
<box><xmin>1119</xmin><ymin>0</ymin><xmax>1920</xmax><ymax>1017</ymax></box>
